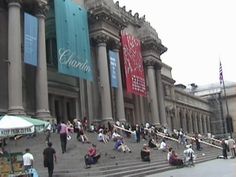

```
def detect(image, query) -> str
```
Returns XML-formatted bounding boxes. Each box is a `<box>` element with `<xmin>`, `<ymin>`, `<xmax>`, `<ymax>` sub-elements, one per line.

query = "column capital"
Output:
<box><xmin>7</xmin><ymin>0</ymin><xmax>21</xmax><ymax>7</ymax></box>
<box><xmin>35</xmin><ymin>2</ymin><xmax>49</xmax><ymax>17</ymax></box>
<box><xmin>93</xmin><ymin>34</ymin><xmax>109</xmax><ymax>45</ymax></box>
<box><xmin>144</xmin><ymin>58</ymin><xmax>156</xmax><ymax>67</ymax></box>
<box><xmin>112</xmin><ymin>40</ymin><xmax>121</xmax><ymax>51</ymax></box>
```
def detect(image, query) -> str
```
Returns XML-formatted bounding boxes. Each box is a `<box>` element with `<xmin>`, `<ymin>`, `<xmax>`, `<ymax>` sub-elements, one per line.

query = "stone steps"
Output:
<box><xmin>7</xmin><ymin>132</ymin><xmax>222</xmax><ymax>177</ymax></box>
<box><xmin>49</xmin><ymin>148</ymin><xmax>220</xmax><ymax>177</ymax></box>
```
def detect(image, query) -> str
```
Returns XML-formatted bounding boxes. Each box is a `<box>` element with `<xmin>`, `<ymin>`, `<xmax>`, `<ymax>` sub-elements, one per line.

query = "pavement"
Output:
<box><xmin>147</xmin><ymin>158</ymin><xmax>236</xmax><ymax>177</ymax></box>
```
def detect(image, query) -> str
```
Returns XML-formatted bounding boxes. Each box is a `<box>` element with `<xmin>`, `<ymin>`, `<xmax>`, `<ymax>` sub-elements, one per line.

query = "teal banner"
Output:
<box><xmin>109</xmin><ymin>51</ymin><xmax>118</xmax><ymax>88</ymax></box>
<box><xmin>54</xmin><ymin>0</ymin><xmax>93</xmax><ymax>80</ymax></box>
<box><xmin>24</xmin><ymin>13</ymin><xmax>38</xmax><ymax>66</ymax></box>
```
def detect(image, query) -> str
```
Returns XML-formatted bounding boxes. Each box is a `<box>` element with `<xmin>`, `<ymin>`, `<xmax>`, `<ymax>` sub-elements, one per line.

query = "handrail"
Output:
<box><xmin>113</xmin><ymin>125</ymin><xmax>135</xmax><ymax>134</ymax></box>
<box><xmin>113</xmin><ymin>125</ymin><xmax>179</xmax><ymax>142</ymax></box>
<box><xmin>113</xmin><ymin>125</ymin><xmax>223</xmax><ymax>150</ymax></box>
<box><xmin>185</xmin><ymin>135</ymin><xmax>223</xmax><ymax>150</ymax></box>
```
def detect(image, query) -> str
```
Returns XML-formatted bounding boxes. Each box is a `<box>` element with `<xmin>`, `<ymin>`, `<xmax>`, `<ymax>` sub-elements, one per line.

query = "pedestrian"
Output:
<box><xmin>226</xmin><ymin>136</ymin><xmax>236</xmax><ymax>158</ymax></box>
<box><xmin>136</xmin><ymin>125</ymin><xmax>141</xmax><ymax>143</ymax></box>
<box><xmin>45</xmin><ymin>120</ymin><xmax>52</xmax><ymax>143</ymax></box>
<box><xmin>221</xmin><ymin>139</ymin><xmax>228</xmax><ymax>159</ymax></box>
<box><xmin>195</xmin><ymin>133</ymin><xmax>201</xmax><ymax>151</ymax></box>
<box><xmin>59</xmin><ymin>121</ymin><xmax>69</xmax><ymax>153</ymax></box>
<box><xmin>22</xmin><ymin>148</ymin><xmax>34</xmax><ymax>171</ymax></box>
<box><xmin>43</xmin><ymin>142</ymin><xmax>57</xmax><ymax>177</ymax></box>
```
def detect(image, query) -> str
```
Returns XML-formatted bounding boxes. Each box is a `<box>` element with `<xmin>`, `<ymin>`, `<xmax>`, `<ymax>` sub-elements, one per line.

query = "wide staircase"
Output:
<box><xmin>7</xmin><ymin>131</ymin><xmax>222</xmax><ymax>177</ymax></box>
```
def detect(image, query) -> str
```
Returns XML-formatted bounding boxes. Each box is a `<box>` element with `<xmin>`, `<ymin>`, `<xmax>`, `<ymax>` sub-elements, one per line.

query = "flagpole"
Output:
<box><xmin>219</xmin><ymin>61</ymin><xmax>232</xmax><ymax>137</ymax></box>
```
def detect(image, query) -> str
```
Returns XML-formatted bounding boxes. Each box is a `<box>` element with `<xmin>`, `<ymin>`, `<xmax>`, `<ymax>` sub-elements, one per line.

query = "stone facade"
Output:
<box><xmin>0</xmin><ymin>0</ymin><xmax>234</xmax><ymax>136</ymax></box>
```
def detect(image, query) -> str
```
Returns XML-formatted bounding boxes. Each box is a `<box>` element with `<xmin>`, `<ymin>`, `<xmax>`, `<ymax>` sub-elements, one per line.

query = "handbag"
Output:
<box><xmin>67</xmin><ymin>135</ymin><xmax>72</xmax><ymax>140</ymax></box>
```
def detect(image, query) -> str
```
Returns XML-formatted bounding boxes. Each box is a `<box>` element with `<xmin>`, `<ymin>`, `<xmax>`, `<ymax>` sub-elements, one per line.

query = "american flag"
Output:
<box><xmin>219</xmin><ymin>61</ymin><xmax>224</xmax><ymax>85</ymax></box>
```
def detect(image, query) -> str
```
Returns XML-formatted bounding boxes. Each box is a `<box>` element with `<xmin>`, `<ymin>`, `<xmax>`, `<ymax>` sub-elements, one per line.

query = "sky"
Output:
<box><xmin>117</xmin><ymin>0</ymin><xmax>236</xmax><ymax>87</ymax></box>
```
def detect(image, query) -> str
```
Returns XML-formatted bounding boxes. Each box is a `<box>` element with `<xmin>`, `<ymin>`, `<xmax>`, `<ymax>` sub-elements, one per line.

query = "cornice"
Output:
<box><xmin>88</xmin><ymin>3</ymin><xmax>126</xmax><ymax>31</ymax></box>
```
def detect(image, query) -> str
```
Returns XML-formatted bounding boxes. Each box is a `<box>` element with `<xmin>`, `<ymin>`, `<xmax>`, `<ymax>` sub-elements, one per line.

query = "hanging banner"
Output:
<box><xmin>109</xmin><ymin>51</ymin><xmax>118</xmax><ymax>88</ymax></box>
<box><xmin>54</xmin><ymin>0</ymin><xmax>93</xmax><ymax>80</ymax></box>
<box><xmin>120</xmin><ymin>33</ymin><xmax>146</xmax><ymax>96</ymax></box>
<box><xmin>24</xmin><ymin>13</ymin><xmax>38</xmax><ymax>66</ymax></box>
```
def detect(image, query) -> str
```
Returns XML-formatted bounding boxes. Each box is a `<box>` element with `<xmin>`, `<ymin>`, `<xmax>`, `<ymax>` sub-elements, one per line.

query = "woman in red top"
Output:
<box><xmin>84</xmin><ymin>144</ymin><xmax>100</xmax><ymax>168</ymax></box>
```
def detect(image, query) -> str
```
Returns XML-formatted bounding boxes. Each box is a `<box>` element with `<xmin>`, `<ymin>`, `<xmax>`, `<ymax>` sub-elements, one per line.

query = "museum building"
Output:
<box><xmin>1</xmin><ymin>0</ymin><xmax>233</xmax><ymax>136</ymax></box>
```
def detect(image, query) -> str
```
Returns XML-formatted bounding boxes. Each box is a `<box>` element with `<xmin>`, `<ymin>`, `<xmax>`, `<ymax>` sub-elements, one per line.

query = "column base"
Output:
<box><xmin>35</xmin><ymin>109</ymin><xmax>51</xmax><ymax>120</ymax></box>
<box><xmin>152</xmin><ymin>122</ymin><xmax>161</xmax><ymax>128</ymax></box>
<box><xmin>118</xmin><ymin>118</ymin><xmax>127</xmax><ymax>124</ymax></box>
<box><xmin>101</xmin><ymin>117</ymin><xmax>114</xmax><ymax>124</ymax></box>
<box><xmin>8</xmin><ymin>106</ymin><xmax>25</xmax><ymax>115</ymax></box>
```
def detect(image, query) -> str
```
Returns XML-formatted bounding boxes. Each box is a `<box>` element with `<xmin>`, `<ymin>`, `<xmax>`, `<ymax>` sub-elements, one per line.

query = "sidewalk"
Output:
<box><xmin>147</xmin><ymin>158</ymin><xmax>236</xmax><ymax>177</ymax></box>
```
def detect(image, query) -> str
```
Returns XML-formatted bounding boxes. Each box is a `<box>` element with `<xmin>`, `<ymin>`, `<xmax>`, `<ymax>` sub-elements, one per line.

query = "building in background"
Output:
<box><xmin>0</xmin><ymin>0</ymin><xmax>234</xmax><ymax>136</ymax></box>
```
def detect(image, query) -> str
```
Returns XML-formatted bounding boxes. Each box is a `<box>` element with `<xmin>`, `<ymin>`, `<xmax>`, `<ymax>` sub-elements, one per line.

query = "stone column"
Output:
<box><xmin>198</xmin><ymin>114</ymin><xmax>203</xmax><ymax>134</ymax></box>
<box><xmin>156</xmin><ymin>65</ymin><xmax>167</xmax><ymax>126</ymax></box>
<box><xmin>207</xmin><ymin>116</ymin><xmax>211</xmax><ymax>133</ymax></box>
<box><xmin>113</xmin><ymin>45</ymin><xmax>126</xmax><ymax>122</ymax></box>
<box><xmin>182</xmin><ymin>109</ymin><xmax>187</xmax><ymax>132</ymax></box>
<box><xmin>203</xmin><ymin>115</ymin><xmax>208</xmax><ymax>134</ymax></box>
<box><xmin>35</xmin><ymin>6</ymin><xmax>50</xmax><ymax>118</ymax></box>
<box><xmin>139</xmin><ymin>97</ymin><xmax>145</xmax><ymax>124</ymax></box>
<box><xmin>146</xmin><ymin>65</ymin><xmax>160</xmax><ymax>126</ymax></box>
<box><xmin>50</xmin><ymin>95</ymin><xmax>55</xmax><ymax>118</ymax></box>
<box><xmin>87</xmin><ymin>81</ymin><xmax>94</xmax><ymax>123</ymax></box>
<box><xmin>193</xmin><ymin>112</ymin><xmax>199</xmax><ymax>133</ymax></box>
<box><xmin>175</xmin><ymin>107</ymin><xmax>181</xmax><ymax>130</ymax></box>
<box><xmin>75</xmin><ymin>98</ymin><xmax>80</xmax><ymax>119</ymax></box>
<box><xmin>7</xmin><ymin>0</ymin><xmax>24</xmax><ymax>115</ymax></box>
<box><xmin>79</xmin><ymin>79</ymin><xmax>86</xmax><ymax>118</ymax></box>
<box><xmin>96</xmin><ymin>35</ymin><xmax>113</xmax><ymax>122</ymax></box>
<box><xmin>188</xmin><ymin>111</ymin><xmax>193</xmax><ymax>134</ymax></box>
<box><xmin>134</xmin><ymin>95</ymin><xmax>141</xmax><ymax>124</ymax></box>
<box><xmin>62</xmin><ymin>97</ymin><xmax>68</xmax><ymax>122</ymax></box>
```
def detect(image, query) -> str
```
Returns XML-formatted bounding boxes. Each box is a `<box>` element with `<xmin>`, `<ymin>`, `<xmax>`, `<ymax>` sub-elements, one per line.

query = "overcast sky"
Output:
<box><xmin>117</xmin><ymin>0</ymin><xmax>236</xmax><ymax>87</ymax></box>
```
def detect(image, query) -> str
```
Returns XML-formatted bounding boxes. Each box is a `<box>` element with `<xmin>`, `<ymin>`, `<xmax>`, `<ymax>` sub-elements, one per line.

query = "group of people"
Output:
<box><xmin>141</xmin><ymin>141</ymin><xmax>195</xmax><ymax>168</ymax></box>
<box><xmin>221</xmin><ymin>136</ymin><xmax>236</xmax><ymax>159</ymax></box>
<box><xmin>22</xmin><ymin>142</ymin><xmax>56</xmax><ymax>177</ymax></box>
<box><xmin>21</xmin><ymin>118</ymin><xmax>235</xmax><ymax>176</ymax></box>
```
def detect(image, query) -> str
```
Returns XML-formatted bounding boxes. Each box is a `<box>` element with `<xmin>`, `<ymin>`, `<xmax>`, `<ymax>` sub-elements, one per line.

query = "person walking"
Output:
<box><xmin>22</xmin><ymin>148</ymin><xmax>34</xmax><ymax>171</ymax></box>
<box><xmin>59</xmin><ymin>121</ymin><xmax>68</xmax><ymax>153</ymax></box>
<box><xmin>43</xmin><ymin>142</ymin><xmax>57</xmax><ymax>177</ymax></box>
<box><xmin>221</xmin><ymin>139</ymin><xmax>228</xmax><ymax>159</ymax></box>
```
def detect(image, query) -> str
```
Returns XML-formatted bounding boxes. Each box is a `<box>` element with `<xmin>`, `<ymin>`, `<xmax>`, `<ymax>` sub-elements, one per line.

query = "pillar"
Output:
<box><xmin>193</xmin><ymin>112</ymin><xmax>199</xmax><ymax>133</ymax></box>
<box><xmin>182</xmin><ymin>109</ymin><xmax>187</xmax><ymax>132</ymax></box>
<box><xmin>96</xmin><ymin>35</ymin><xmax>113</xmax><ymax>122</ymax></box>
<box><xmin>198</xmin><ymin>114</ymin><xmax>203</xmax><ymax>134</ymax></box>
<box><xmin>207</xmin><ymin>116</ymin><xmax>211</xmax><ymax>133</ymax></box>
<box><xmin>35</xmin><ymin>7</ymin><xmax>50</xmax><ymax>118</ymax></box>
<box><xmin>188</xmin><ymin>111</ymin><xmax>193</xmax><ymax>134</ymax></box>
<box><xmin>134</xmin><ymin>95</ymin><xmax>141</xmax><ymax>124</ymax></box>
<box><xmin>87</xmin><ymin>81</ymin><xmax>94</xmax><ymax>123</ymax></box>
<box><xmin>156</xmin><ymin>66</ymin><xmax>167</xmax><ymax>127</ymax></box>
<box><xmin>113</xmin><ymin>45</ymin><xmax>126</xmax><ymax>122</ymax></box>
<box><xmin>139</xmin><ymin>96</ymin><xmax>145</xmax><ymax>124</ymax></box>
<box><xmin>7</xmin><ymin>0</ymin><xmax>24</xmax><ymax>115</ymax></box>
<box><xmin>203</xmin><ymin>115</ymin><xmax>208</xmax><ymax>134</ymax></box>
<box><xmin>146</xmin><ymin>65</ymin><xmax>160</xmax><ymax>126</ymax></box>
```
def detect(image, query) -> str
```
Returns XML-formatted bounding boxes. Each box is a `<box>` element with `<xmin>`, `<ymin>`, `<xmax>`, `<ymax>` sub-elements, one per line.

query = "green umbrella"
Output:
<box><xmin>19</xmin><ymin>116</ymin><xmax>50</xmax><ymax>133</ymax></box>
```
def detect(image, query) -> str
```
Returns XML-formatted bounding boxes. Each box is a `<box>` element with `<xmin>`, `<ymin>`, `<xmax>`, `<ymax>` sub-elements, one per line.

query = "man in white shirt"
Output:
<box><xmin>159</xmin><ymin>139</ymin><xmax>168</xmax><ymax>152</ymax></box>
<box><xmin>23</xmin><ymin>148</ymin><xmax>34</xmax><ymax>171</ymax></box>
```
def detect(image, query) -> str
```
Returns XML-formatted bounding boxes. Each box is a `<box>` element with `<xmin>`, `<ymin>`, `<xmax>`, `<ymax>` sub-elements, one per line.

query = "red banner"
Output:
<box><xmin>121</xmin><ymin>33</ymin><xmax>146</xmax><ymax>96</ymax></box>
